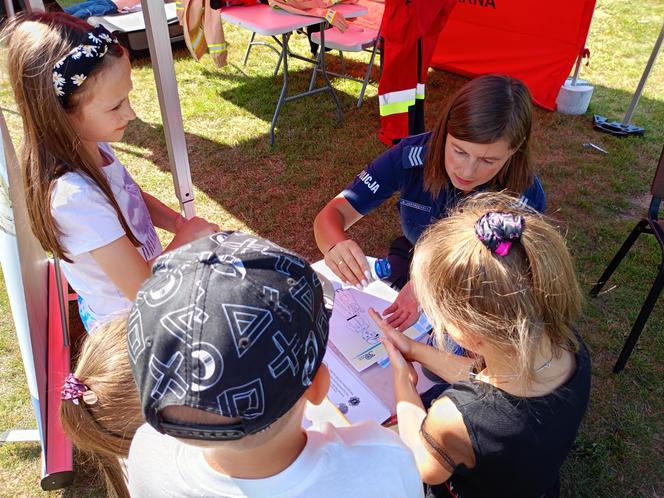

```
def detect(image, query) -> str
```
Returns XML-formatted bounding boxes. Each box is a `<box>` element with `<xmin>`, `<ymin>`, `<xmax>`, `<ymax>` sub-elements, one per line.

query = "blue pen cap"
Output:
<box><xmin>372</xmin><ymin>258</ymin><xmax>392</xmax><ymax>280</ymax></box>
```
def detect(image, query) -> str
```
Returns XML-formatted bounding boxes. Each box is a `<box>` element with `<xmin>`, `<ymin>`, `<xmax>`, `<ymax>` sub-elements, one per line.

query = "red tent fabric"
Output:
<box><xmin>430</xmin><ymin>0</ymin><xmax>596</xmax><ymax>110</ymax></box>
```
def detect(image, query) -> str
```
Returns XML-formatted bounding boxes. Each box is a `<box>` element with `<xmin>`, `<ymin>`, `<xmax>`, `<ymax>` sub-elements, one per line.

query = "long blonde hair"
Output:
<box><xmin>412</xmin><ymin>192</ymin><xmax>582</xmax><ymax>386</ymax></box>
<box><xmin>0</xmin><ymin>12</ymin><xmax>140</xmax><ymax>262</ymax></box>
<box><xmin>60</xmin><ymin>318</ymin><xmax>142</xmax><ymax>498</ymax></box>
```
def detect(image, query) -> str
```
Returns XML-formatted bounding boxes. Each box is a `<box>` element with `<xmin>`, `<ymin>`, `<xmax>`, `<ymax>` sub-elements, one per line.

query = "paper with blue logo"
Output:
<box><xmin>329</xmin><ymin>287</ymin><xmax>431</xmax><ymax>372</ymax></box>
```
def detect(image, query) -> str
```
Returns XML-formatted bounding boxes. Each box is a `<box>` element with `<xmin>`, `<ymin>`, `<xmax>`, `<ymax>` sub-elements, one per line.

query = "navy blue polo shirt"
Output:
<box><xmin>342</xmin><ymin>132</ymin><xmax>546</xmax><ymax>246</ymax></box>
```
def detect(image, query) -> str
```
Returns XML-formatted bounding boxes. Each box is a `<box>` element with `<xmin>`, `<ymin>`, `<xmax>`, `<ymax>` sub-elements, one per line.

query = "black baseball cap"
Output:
<box><xmin>127</xmin><ymin>232</ymin><xmax>333</xmax><ymax>440</ymax></box>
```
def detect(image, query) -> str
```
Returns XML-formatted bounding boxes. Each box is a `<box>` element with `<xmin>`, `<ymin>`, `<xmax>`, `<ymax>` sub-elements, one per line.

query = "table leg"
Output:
<box><xmin>270</xmin><ymin>32</ymin><xmax>291</xmax><ymax>145</ymax></box>
<box><xmin>243</xmin><ymin>32</ymin><xmax>256</xmax><ymax>66</ymax></box>
<box><xmin>317</xmin><ymin>23</ymin><xmax>343</xmax><ymax>123</ymax></box>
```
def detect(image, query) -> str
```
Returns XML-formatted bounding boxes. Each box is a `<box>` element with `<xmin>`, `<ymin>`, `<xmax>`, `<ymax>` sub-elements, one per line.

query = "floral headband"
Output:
<box><xmin>52</xmin><ymin>25</ymin><xmax>119</xmax><ymax>103</ymax></box>
<box><xmin>474</xmin><ymin>211</ymin><xmax>524</xmax><ymax>257</ymax></box>
<box><xmin>61</xmin><ymin>373</ymin><xmax>98</xmax><ymax>405</ymax></box>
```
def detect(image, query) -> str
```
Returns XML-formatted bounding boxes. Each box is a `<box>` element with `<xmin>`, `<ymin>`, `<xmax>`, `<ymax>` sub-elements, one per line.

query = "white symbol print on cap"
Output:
<box><xmin>289</xmin><ymin>276</ymin><xmax>314</xmax><ymax>320</ymax></box>
<box><xmin>217</xmin><ymin>379</ymin><xmax>265</xmax><ymax>419</ymax></box>
<box><xmin>212</xmin><ymin>254</ymin><xmax>247</xmax><ymax>279</ymax></box>
<box><xmin>263</xmin><ymin>286</ymin><xmax>293</xmax><ymax>322</ymax></box>
<box><xmin>315</xmin><ymin>305</ymin><xmax>329</xmax><ymax>343</ymax></box>
<box><xmin>127</xmin><ymin>308</ymin><xmax>145</xmax><ymax>364</ymax></box>
<box><xmin>191</xmin><ymin>342</ymin><xmax>224</xmax><ymax>392</ymax></box>
<box><xmin>149</xmin><ymin>352</ymin><xmax>188</xmax><ymax>401</ymax></box>
<box><xmin>268</xmin><ymin>331</ymin><xmax>302</xmax><ymax>379</ymax></box>
<box><xmin>263</xmin><ymin>250</ymin><xmax>306</xmax><ymax>276</ymax></box>
<box><xmin>301</xmin><ymin>330</ymin><xmax>319</xmax><ymax>387</ymax></box>
<box><xmin>144</xmin><ymin>269</ymin><xmax>184</xmax><ymax>307</ymax></box>
<box><xmin>222</xmin><ymin>304</ymin><xmax>274</xmax><ymax>357</ymax></box>
<box><xmin>160</xmin><ymin>304</ymin><xmax>209</xmax><ymax>344</ymax></box>
<box><xmin>209</xmin><ymin>232</ymin><xmax>230</xmax><ymax>246</ymax></box>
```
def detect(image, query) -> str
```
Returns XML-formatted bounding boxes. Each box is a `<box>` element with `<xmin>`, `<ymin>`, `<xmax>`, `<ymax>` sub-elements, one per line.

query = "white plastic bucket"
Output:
<box><xmin>556</xmin><ymin>77</ymin><xmax>594</xmax><ymax>115</ymax></box>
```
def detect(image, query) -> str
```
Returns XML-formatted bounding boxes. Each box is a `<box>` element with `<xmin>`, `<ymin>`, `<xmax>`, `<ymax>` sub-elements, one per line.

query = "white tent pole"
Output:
<box><xmin>622</xmin><ymin>20</ymin><xmax>664</xmax><ymax>126</ymax></box>
<box><xmin>140</xmin><ymin>0</ymin><xmax>195</xmax><ymax>218</ymax></box>
<box><xmin>3</xmin><ymin>0</ymin><xmax>15</xmax><ymax>18</ymax></box>
<box><xmin>25</xmin><ymin>0</ymin><xmax>45</xmax><ymax>11</ymax></box>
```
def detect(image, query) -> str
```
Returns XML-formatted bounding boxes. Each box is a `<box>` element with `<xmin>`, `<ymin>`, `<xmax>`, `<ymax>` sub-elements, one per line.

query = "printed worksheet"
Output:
<box><xmin>329</xmin><ymin>288</ymin><xmax>391</xmax><ymax>371</ymax></box>
<box><xmin>329</xmin><ymin>288</ymin><xmax>433</xmax><ymax>372</ymax></box>
<box><xmin>323</xmin><ymin>347</ymin><xmax>390</xmax><ymax>424</ymax></box>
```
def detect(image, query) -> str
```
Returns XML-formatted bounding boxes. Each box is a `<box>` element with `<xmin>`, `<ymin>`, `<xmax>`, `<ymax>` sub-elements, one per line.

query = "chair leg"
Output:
<box><xmin>590</xmin><ymin>219</ymin><xmax>648</xmax><ymax>297</ymax></box>
<box><xmin>358</xmin><ymin>37</ymin><xmax>380</xmax><ymax>108</ymax></box>
<box><xmin>243</xmin><ymin>32</ymin><xmax>256</xmax><ymax>66</ymax></box>
<box><xmin>613</xmin><ymin>263</ymin><xmax>664</xmax><ymax>373</ymax></box>
<box><xmin>339</xmin><ymin>50</ymin><xmax>346</xmax><ymax>73</ymax></box>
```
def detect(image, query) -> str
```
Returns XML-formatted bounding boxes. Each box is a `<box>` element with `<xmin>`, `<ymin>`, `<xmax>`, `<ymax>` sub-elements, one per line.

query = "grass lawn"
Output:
<box><xmin>1</xmin><ymin>0</ymin><xmax>664</xmax><ymax>496</ymax></box>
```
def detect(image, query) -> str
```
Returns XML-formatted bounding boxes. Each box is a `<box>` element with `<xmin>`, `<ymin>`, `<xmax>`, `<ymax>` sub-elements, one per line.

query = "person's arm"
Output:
<box><xmin>314</xmin><ymin>194</ymin><xmax>371</xmax><ymax>287</ymax></box>
<box><xmin>376</xmin><ymin>309</ymin><xmax>474</xmax><ymax>484</ymax></box>
<box><xmin>90</xmin><ymin>216</ymin><xmax>220</xmax><ymax>300</ymax></box>
<box><xmin>141</xmin><ymin>191</ymin><xmax>220</xmax><ymax>244</ymax></box>
<box><xmin>141</xmin><ymin>191</ymin><xmax>183</xmax><ymax>233</ymax></box>
<box><xmin>90</xmin><ymin>236</ymin><xmax>152</xmax><ymax>300</ymax></box>
<box><xmin>369</xmin><ymin>308</ymin><xmax>475</xmax><ymax>384</ymax></box>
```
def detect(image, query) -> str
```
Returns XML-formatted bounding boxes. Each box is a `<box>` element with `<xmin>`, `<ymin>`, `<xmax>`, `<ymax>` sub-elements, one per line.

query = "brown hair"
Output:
<box><xmin>424</xmin><ymin>75</ymin><xmax>534</xmax><ymax>197</ymax></box>
<box><xmin>411</xmin><ymin>192</ymin><xmax>582</xmax><ymax>386</ymax></box>
<box><xmin>60</xmin><ymin>318</ymin><xmax>142</xmax><ymax>498</ymax></box>
<box><xmin>0</xmin><ymin>12</ymin><xmax>140</xmax><ymax>262</ymax></box>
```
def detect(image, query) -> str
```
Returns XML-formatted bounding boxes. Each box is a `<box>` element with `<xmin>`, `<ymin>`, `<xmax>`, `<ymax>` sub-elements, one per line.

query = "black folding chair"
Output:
<box><xmin>590</xmin><ymin>145</ymin><xmax>664</xmax><ymax>373</ymax></box>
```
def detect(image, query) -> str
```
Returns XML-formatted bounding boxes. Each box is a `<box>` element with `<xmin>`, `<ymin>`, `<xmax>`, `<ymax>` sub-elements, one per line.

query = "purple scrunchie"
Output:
<box><xmin>474</xmin><ymin>211</ymin><xmax>524</xmax><ymax>256</ymax></box>
<box><xmin>61</xmin><ymin>373</ymin><xmax>88</xmax><ymax>405</ymax></box>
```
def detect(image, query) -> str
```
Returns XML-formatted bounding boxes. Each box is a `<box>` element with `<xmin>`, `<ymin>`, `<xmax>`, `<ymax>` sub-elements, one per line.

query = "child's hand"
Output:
<box><xmin>382</xmin><ymin>335</ymin><xmax>419</xmax><ymax>387</ymax></box>
<box><xmin>369</xmin><ymin>307</ymin><xmax>419</xmax><ymax>363</ymax></box>
<box><xmin>383</xmin><ymin>281</ymin><xmax>420</xmax><ymax>330</ymax></box>
<box><xmin>176</xmin><ymin>216</ymin><xmax>220</xmax><ymax>241</ymax></box>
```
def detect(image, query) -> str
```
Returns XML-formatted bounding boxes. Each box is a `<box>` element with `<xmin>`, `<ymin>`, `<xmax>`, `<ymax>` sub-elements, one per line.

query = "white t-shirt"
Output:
<box><xmin>50</xmin><ymin>143</ymin><xmax>162</xmax><ymax>330</ymax></box>
<box><xmin>128</xmin><ymin>422</ymin><xmax>424</xmax><ymax>498</ymax></box>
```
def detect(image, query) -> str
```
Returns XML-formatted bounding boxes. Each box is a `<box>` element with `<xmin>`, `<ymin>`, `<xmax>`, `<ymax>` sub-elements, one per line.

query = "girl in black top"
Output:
<box><xmin>370</xmin><ymin>192</ymin><xmax>591</xmax><ymax>498</ymax></box>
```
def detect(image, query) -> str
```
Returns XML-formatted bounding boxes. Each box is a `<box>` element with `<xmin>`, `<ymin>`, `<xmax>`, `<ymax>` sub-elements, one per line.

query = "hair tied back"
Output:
<box><xmin>474</xmin><ymin>211</ymin><xmax>524</xmax><ymax>256</ymax></box>
<box><xmin>61</xmin><ymin>373</ymin><xmax>98</xmax><ymax>405</ymax></box>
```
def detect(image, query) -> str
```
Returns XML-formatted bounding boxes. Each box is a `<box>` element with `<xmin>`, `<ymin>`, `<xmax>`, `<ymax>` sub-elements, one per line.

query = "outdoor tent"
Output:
<box><xmin>430</xmin><ymin>0</ymin><xmax>596</xmax><ymax>111</ymax></box>
<box><xmin>0</xmin><ymin>0</ymin><xmax>606</xmax><ymax>489</ymax></box>
<box><xmin>1</xmin><ymin>0</ymin><xmax>194</xmax><ymax>489</ymax></box>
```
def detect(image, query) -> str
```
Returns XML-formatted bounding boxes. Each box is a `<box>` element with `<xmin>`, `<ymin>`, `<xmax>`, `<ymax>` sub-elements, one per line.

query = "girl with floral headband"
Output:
<box><xmin>372</xmin><ymin>192</ymin><xmax>591</xmax><ymax>498</ymax></box>
<box><xmin>59</xmin><ymin>318</ymin><xmax>142</xmax><ymax>498</ymax></box>
<box><xmin>1</xmin><ymin>12</ymin><xmax>219</xmax><ymax>332</ymax></box>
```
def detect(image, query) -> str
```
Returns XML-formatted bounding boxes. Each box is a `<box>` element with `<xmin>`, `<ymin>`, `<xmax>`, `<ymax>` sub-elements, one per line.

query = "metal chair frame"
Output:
<box><xmin>590</xmin><ymin>146</ymin><xmax>664</xmax><ymax>373</ymax></box>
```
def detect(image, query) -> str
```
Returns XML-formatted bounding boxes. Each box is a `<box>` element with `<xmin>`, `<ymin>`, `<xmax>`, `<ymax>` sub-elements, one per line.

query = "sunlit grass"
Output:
<box><xmin>1</xmin><ymin>0</ymin><xmax>663</xmax><ymax>495</ymax></box>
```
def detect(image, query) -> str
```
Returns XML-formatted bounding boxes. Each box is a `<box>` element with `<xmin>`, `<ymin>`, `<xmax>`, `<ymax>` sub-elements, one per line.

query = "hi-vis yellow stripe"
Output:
<box><xmin>192</xmin><ymin>27</ymin><xmax>204</xmax><ymax>50</ymax></box>
<box><xmin>379</xmin><ymin>88</ymin><xmax>416</xmax><ymax>116</ymax></box>
<box><xmin>175</xmin><ymin>0</ymin><xmax>183</xmax><ymax>10</ymax></box>
<box><xmin>208</xmin><ymin>43</ymin><xmax>228</xmax><ymax>54</ymax></box>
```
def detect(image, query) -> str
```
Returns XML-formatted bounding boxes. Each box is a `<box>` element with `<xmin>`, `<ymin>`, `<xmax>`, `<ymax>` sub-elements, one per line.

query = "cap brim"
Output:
<box><xmin>314</xmin><ymin>270</ymin><xmax>336</xmax><ymax>312</ymax></box>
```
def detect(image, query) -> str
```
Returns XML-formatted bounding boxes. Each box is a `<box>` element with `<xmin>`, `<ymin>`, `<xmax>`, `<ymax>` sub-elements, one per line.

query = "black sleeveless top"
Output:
<box><xmin>425</xmin><ymin>338</ymin><xmax>591</xmax><ymax>498</ymax></box>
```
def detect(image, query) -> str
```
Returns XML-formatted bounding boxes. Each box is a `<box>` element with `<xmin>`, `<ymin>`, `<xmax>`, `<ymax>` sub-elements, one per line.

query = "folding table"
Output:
<box><xmin>220</xmin><ymin>3</ymin><xmax>368</xmax><ymax>145</ymax></box>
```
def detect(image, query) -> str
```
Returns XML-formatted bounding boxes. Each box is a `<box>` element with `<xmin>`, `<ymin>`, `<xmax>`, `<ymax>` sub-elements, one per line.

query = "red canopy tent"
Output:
<box><xmin>430</xmin><ymin>0</ymin><xmax>596</xmax><ymax>111</ymax></box>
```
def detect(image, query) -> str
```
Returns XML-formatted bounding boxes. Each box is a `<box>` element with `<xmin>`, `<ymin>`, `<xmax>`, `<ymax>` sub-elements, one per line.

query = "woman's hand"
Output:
<box><xmin>383</xmin><ymin>280</ymin><xmax>420</xmax><ymax>330</ymax></box>
<box><xmin>324</xmin><ymin>239</ymin><xmax>371</xmax><ymax>288</ymax></box>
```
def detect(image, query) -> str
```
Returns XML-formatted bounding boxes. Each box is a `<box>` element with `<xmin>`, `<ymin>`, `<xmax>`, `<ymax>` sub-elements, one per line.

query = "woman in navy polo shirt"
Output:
<box><xmin>314</xmin><ymin>75</ymin><xmax>546</xmax><ymax>330</ymax></box>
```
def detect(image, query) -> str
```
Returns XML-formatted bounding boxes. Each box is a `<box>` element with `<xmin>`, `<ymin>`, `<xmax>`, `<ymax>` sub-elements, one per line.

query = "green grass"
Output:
<box><xmin>1</xmin><ymin>0</ymin><xmax>664</xmax><ymax>495</ymax></box>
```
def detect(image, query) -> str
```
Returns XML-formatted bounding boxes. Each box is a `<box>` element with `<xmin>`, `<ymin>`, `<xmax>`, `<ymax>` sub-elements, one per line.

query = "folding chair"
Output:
<box><xmin>590</xmin><ymin>145</ymin><xmax>664</xmax><ymax>373</ymax></box>
<box><xmin>309</xmin><ymin>25</ymin><xmax>381</xmax><ymax>108</ymax></box>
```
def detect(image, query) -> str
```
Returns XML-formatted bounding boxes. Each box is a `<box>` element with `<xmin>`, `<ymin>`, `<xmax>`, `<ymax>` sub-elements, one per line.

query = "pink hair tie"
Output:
<box><xmin>474</xmin><ymin>211</ymin><xmax>524</xmax><ymax>257</ymax></box>
<box><xmin>61</xmin><ymin>373</ymin><xmax>98</xmax><ymax>405</ymax></box>
<box><xmin>494</xmin><ymin>241</ymin><xmax>512</xmax><ymax>257</ymax></box>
